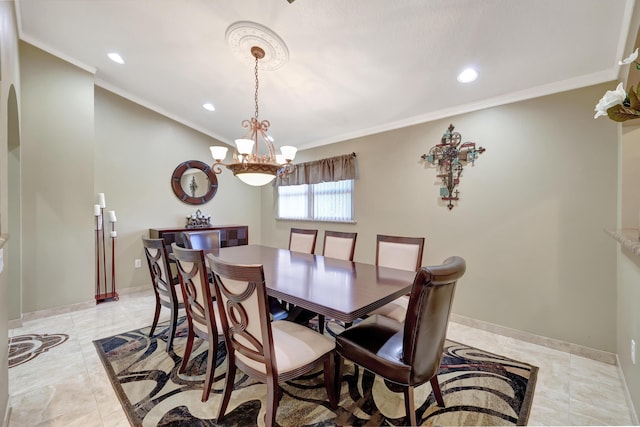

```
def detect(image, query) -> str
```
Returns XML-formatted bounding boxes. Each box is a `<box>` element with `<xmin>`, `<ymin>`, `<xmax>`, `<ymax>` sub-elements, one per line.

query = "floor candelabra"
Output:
<box><xmin>94</xmin><ymin>193</ymin><xmax>119</xmax><ymax>303</ymax></box>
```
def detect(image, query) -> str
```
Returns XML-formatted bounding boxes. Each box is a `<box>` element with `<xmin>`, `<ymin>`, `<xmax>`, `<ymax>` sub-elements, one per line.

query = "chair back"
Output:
<box><xmin>289</xmin><ymin>228</ymin><xmax>318</xmax><ymax>254</ymax></box>
<box><xmin>322</xmin><ymin>231</ymin><xmax>357</xmax><ymax>261</ymax></box>
<box><xmin>142</xmin><ymin>237</ymin><xmax>179</xmax><ymax>305</ymax></box>
<box><xmin>182</xmin><ymin>230</ymin><xmax>221</xmax><ymax>251</ymax></box>
<box><xmin>403</xmin><ymin>256</ymin><xmax>466</xmax><ymax>383</ymax></box>
<box><xmin>376</xmin><ymin>234</ymin><xmax>425</xmax><ymax>271</ymax></box>
<box><xmin>207</xmin><ymin>256</ymin><xmax>274</xmax><ymax>376</ymax></box>
<box><xmin>172</xmin><ymin>244</ymin><xmax>219</xmax><ymax>339</ymax></box>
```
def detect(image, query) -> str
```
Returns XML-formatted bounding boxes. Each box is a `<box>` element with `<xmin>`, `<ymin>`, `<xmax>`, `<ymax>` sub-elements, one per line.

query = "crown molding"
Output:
<box><xmin>299</xmin><ymin>69</ymin><xmax>618</xmax><ymax>150</ymax></box>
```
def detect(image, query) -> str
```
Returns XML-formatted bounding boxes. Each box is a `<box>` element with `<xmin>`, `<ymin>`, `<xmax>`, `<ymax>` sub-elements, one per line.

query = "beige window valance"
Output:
<box><xmin>277</xmin><ymin>153</ymin><xmax>357</xmax><ymax>186</ymax></box>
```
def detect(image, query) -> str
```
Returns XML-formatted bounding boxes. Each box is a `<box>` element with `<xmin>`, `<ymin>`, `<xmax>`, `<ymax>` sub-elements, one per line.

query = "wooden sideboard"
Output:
<box><xmin>149</xmin><ymin>225</ymin><xmax>248</xmax><ymax>248</ymax></box>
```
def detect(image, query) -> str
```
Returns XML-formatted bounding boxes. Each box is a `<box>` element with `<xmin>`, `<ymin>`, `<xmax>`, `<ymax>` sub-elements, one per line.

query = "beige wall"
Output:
<box><xmin>618</xmin><ymin>249</ymin><xmax>640</xmax><ymax>417</ymax></box>
<box><xmin>19</xmin><ymin>42</ymin><xmax>96</xmax><ymax>312</ymax></box>
<box><xmin>622</xmin><ymin>126</ymin><xmax>640</xmax><ymax>228</ymax></box>
<box><xmin>0</xmin><ymin>1</ymin><xmax>20</xmax><ymax>424</ymax></box>
<box><xmin>618</xmin><ymin>128</ymin><xmax>640</xmax><ymax>414</ymax></box>
<box><xmin>16</xmin><ymin>45</ymin><xmax>265</xmax><ymax>313</ymax></box>
<box><xmin>262</xmin><ymin>83</ymin><xmax>619</xmax><ymax>353</ymax></box>
<box><xmin>94</xmin><ymin>87</ymin><xmax>263</xmax><ymax>290</ymax></box>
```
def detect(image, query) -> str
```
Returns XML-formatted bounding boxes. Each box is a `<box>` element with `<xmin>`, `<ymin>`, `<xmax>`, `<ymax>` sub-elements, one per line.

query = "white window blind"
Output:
<box><xmin>278</xmin><ymin>179</ymin><xmax>354</xmax><ymax>222</ymax></box>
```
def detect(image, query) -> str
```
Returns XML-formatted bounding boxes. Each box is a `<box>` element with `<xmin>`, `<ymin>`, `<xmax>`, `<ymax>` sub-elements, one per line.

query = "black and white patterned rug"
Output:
<box><xmin>9</xmin><ymin>333</ymin><xmax>69</xmax><ymax>368</ymax></box>
<box><xmin>94</xmin><ymin>318</ymin><xmax>537</xmax><ymax>426</ymax></box>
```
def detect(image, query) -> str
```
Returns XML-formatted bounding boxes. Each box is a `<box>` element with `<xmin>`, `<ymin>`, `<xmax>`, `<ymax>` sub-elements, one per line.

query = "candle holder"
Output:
<box><xmin>100</xmin><ymin>207</ymin><xmax>108</xmax><ymax>297</ymax></box>
<box><xmin>94</xmin><ymin>195</ymin><xmax>119</xmax><ymax>303</ymax></box>
<box><xmin>109</xmin><ymin>221</ymin><xmax>118</xmax><ymax>300</ymax></box>
<box><xmin>185</xmin><ymin>209</ymin><xmax>212</xmax><ymax>228</ymax></box>
<box><xmin>94</xmin><ymin>211</ymin><xmax>101</xmax><ymax>298</ymax></box>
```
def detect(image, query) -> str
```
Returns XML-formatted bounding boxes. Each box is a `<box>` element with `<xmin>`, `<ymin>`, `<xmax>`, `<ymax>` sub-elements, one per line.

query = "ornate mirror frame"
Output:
<box><xmin>171</xmin><ymin>160</ymin><xmax>218</xmax><ymax>205</ymax></box>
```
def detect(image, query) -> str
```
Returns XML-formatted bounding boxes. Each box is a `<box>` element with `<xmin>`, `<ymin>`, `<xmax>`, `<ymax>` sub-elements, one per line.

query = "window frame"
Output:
<box><xmin>276</xmin><ymin>179</ymin><xmax>356</xmax><ymax>224</ymax></box>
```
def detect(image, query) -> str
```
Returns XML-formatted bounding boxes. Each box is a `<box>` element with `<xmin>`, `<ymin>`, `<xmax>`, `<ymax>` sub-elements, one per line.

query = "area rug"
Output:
<box><xmin>94</xmin><ymin>318</ymin><xmax>537</xmax><ymax>426</ymax></box>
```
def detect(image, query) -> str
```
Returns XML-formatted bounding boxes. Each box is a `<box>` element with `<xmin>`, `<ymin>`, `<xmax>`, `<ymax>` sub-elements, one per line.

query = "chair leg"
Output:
<box><xmin>323</xmin><ymin>354</ymin><xmax>337</xmax><ymax>409</ymax></box>
<box><xmin>217</xmin><ymin>357</ymin><xmax>236</xmax><ymax>422</ymax></box>
<box><xmin>166</xmin><ymin>305</ymin><xmax>178</xmax><ymax>352</ymax></box>
<box><xmin>430</xmin><ymin>375</ymin><xmax>445</xmax><ymax>407</ymax></box>
<box><xmin>318</xmin><ymin>314</ymin><xmax>325</xmax><ymax>334</ymax></box>
<box><xmin>179</xmin><ymin>327</ymin><xmax>195</xmax><ymax>374</ymax></box>
<box><xmin>149</xmin><ymin>299</ymin><xmax>161</xmax><ymax>337</ymax></box>
<box><xmin>265</xmin><ymin>376</ymin><xmax>278</xmax><ymax>427</ymax></box>
<box><xmin>403</xmin><ymin>385</ymin><xmax>417</xmax><ymax>427</ymax></box>
<box><xmin>335</xmin><ymin>353</ymin><xmax>344</xmax><ymax>403</ymax></box>
<box><xmin>201</xmin><ymin>339</ymin><xmax>218</xmax><ymax>402</ymax></box>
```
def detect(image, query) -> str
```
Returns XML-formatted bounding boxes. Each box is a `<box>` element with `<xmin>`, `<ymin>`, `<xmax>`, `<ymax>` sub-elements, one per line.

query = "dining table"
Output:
<box><xmin>205</xmin><ymin>244</ymin><xmax>417</xmax><ymax>323</ymax></box>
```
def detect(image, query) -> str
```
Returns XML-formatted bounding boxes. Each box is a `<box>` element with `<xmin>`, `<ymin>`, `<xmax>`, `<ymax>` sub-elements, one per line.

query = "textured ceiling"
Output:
<box><xmin>16</xmin><ymin>0</ymin><xmax>635</xmax><ymax>150</ymax></box>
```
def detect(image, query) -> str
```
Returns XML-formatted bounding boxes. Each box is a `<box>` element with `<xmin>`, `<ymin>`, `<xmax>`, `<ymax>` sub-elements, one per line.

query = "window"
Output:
<box><xmin>278</xmin><ymin>179</ymin><xmax>354</xmax><ymax>222</ymax></box>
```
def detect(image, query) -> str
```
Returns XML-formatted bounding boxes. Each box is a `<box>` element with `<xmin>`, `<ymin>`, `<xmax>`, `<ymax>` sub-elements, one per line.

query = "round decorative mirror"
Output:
<box><xmin>171</xmin><ymin>160</ymin><xmax>218</xmax><ymax>205</ymax></box>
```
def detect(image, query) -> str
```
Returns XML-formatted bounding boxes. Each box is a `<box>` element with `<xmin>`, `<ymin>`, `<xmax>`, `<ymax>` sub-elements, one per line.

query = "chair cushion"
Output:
<box><xmin>368</xmin><ymin>295</ymin><xmax>409</xmax><ymax>323</ymax></box>
<box><xmin>378</xmin><ymin>241</ymin><xmax>421</xmax><ymax>271</ymax></box>
<box><xmin>289</xmin><ymin>233</ymin><xmax>315</xmax><ymax>254</ymax></box>
<box><xmin>237</xmin><ymin>320</ymin><xmax>334</xmax><ymax>375</ymax></box>
<box><xmin>336</xmin><ymin>314</ymin><xmax>412</xmax><ymax>384</ymax></box>
<box><xmin>324</xmin><ymin>236</ymin><xmax>354</xmax><ymax>260</ymax></box>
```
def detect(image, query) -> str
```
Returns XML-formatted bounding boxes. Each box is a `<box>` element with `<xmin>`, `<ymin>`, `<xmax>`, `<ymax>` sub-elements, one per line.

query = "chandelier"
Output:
<box><xmin>210</xmin><ymin>46</ymin><xmax>297</xmax><ymax>186</ymax></box>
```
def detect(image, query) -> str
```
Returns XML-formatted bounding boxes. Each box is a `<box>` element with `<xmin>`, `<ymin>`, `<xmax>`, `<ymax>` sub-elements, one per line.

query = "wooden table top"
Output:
<box><xmin>206</xmin><ymin>244</ymin><xmax>416</xmax><ymax>323</ymax></box>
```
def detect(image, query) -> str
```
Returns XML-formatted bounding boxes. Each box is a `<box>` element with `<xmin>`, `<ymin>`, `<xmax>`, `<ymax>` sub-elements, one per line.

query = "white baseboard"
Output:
<box><xmin>9</xmin><ymin>286</ymin><xmax>152</xmax><ymax>327</ymax></box>
<box><xmin>450</xmin><ymin>313</ymin><xmax>618</xmax><ymax>365</ymax></box>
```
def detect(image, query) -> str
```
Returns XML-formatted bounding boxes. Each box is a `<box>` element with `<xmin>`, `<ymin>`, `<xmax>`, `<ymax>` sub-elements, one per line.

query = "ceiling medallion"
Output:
<box><xmin>225</xmin><ymin>21</ymin><xmax>289</xmax><ymax>71</ymax></box>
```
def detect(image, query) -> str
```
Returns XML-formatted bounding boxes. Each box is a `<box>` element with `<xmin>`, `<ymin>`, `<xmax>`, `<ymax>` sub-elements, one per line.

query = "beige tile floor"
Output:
<box><xmin>7</xmin><ymin>290</ymin><xmax>637</xmax><ymax>426</ymax></box>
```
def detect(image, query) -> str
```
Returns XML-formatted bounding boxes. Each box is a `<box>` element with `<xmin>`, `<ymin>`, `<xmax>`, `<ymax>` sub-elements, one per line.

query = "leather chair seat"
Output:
<box><xmin>336</xmin><ymin>314</ymin><xmax>413</xmax><ymax>385</ymax></box>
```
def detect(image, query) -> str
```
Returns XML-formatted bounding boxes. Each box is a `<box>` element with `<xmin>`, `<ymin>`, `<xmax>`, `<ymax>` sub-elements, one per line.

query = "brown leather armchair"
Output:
<box><xmin>335</xmin><ymin>256</ymin><xmax>466</xmax><ymax>426</ymax></box>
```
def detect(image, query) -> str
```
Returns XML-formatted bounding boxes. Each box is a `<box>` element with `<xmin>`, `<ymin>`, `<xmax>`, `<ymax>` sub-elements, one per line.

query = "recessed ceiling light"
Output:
<box><xmin>203</xmin><ymin>103</ymin><xmax>215</xmax><ymax>111</ymax></box>
<box><xmin>457</xmin><ymin>67</ymin><xmax>478</xmax><ymax>83</ymax></box>
<box><xmin>107</xmin><ymin>52</ymin><xmax>125</xmax><ymax>64</ymax></box>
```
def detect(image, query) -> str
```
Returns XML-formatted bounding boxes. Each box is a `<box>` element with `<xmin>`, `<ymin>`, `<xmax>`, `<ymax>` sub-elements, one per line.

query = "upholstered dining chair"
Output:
<box><xmin>171</xmin><ymin>243</ymin><xmax>224</xmax><ymax>402</ymax></box>
<box><xmin>288</xmin><ymin>227</ymin><xmax>318</xmax><ymax>254</ymax></box>
<box><xmin>182</xmin><ymin>230</ymin><xmax>221</xmax><ymax>251</ymax></box>
<box><xmin>207</xmin><ymin>255</ymin><xmax>337</xmax><ymax>427</ymax></box>
<box><xmin>142</xmin><ymin>237</ymin><xmax>184</xmax><ymax>352</ymax></box>
<box><xmin>282</xmin><ymin>227</ymin><xmax>319</xmax><ymax>324</ymax></box>
<box><xmin>315</xmin><ymin>230</ymin><xmax>358</xmax><ymax>333</ymax></box>
<box><xmin>322</xmin><ymin>230</ymin><xmax>358</xmax><ymax>261</ymax></box>
<box><xmin>335</xmin><ymin>256</ymin><xmax>466</xmax><ymax>426</ymax></box>
<box><xmin>367</xmin><ymin>234</ymin><xmax>425</xmax><ymax>323</ymax></box>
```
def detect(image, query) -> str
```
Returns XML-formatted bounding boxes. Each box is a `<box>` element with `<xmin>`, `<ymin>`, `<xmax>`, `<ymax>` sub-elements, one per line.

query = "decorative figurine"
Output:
<box><xmin>186</xmin><ymin>209</ymin><xmax>212</xmax><ymax>228</ymax></box>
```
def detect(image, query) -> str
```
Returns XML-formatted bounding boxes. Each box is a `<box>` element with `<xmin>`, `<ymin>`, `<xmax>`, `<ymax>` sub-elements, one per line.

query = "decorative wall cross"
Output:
<box><xmin>420</xmin><ymin>124</ymin><xmax>485</xmax><ymax>210</ymax></box>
